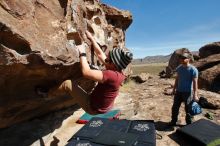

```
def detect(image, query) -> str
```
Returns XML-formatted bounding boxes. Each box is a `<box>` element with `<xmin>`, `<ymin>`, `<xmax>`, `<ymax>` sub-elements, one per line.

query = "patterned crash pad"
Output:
<box><xmin>67</xmin><ymin>117</ymin><xmax>156</xmax><ymax>146</ymax></box>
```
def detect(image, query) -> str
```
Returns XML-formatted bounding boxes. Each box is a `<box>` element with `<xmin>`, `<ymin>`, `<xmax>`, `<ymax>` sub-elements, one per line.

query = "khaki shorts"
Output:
<box><xmin>48</xmin><ymin>80</ymin><xmax>98</xmax><ymax>115</ymax></box>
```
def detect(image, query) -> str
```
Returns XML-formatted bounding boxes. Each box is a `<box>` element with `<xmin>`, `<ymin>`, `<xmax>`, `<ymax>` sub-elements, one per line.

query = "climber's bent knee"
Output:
<box><xmin>59</xmin><ymin>80</ymin><xmax>72</xmax><ymax>92</ymax></box>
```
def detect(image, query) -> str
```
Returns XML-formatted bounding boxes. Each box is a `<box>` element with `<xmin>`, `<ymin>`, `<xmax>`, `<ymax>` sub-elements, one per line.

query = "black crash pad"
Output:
<box><xmin>177</xmin><ymin>119</ymin><xmax>220</xmax><ymax>146</ymax></box>
<box><xmin>67</xmin><ymin>117</ymin><xmax>156</xmax><ymax>146</ymax></box>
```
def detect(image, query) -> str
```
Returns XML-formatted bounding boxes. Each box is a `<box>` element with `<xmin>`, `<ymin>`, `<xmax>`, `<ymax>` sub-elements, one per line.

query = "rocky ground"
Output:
<box><xmin>116</xmin><ymin>76</ymin><xmax>220</xmax><ymax>146</ymax></box>
<box><xmin>0</xmin><ymin>75</ymin><xmax>219</xmax><ymax>146</ymax></box>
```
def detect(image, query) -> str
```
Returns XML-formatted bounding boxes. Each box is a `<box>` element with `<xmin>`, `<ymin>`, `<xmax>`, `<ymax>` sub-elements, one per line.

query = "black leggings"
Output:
<box><xmin>171</xmin><ymin>91</ymin><xmax>193</xmax><ymax>124</ymax></box>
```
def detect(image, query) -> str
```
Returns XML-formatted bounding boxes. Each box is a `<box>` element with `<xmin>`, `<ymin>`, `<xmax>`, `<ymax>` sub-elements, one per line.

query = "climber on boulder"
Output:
<box><xmin>36</xmin><ymin>31</ymin><xmax>133</xmax><ymax>115</ymax></box>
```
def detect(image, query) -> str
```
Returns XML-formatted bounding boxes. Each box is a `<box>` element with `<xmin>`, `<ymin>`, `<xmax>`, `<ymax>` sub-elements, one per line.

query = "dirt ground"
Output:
<box><xmin>0</xmin><ymin>75</ymin><xmax>219</xmax><ymax>146</ymax></box>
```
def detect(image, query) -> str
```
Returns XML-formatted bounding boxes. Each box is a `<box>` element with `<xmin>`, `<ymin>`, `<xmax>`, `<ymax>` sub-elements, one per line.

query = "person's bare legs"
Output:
<box><xmin>47</xmin><ymin>80</ymin><xmax>72</xmax><ymax>98</ymax></box>
<box><xmin>48</xmin><ymin>80</ymin><xmax>97</xmax><ymax>115</ymax></box>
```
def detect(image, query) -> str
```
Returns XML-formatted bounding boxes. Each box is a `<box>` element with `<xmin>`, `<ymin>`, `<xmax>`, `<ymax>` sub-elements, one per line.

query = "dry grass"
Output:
<box><xmin>121</xmin><ymin>63</ymin><xmax>168</xmax><ymax>91</ymax></box>
<box><xmin>131</xmin><ymin>62</ymin><xmax>168</xmax><ymax>75</ymax></box>
<box><xmin>120</xmin><ymin>80</ymin><xmax>136</xmax><ymax>92</ymax></box>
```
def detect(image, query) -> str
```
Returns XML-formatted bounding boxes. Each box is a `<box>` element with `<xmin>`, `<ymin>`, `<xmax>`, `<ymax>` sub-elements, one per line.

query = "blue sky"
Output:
<box><xmin>102</xmin><ymin>0</ymin><xmax>220</xmax><ymax>58</ymax></box>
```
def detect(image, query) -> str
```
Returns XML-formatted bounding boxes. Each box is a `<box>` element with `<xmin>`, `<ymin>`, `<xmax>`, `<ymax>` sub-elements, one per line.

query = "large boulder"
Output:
<box><xmin>195</xmin><ymin>42</ymin><xmax>220</xmax><ymax>93</ymax></box>
<box><xmin>199</xmin><ymin>42</ymin><xmax>220</xmax><ymax>58</ymax></box>
<box><xmin>0</xmin><ymin>0</ymin><xmax>132</xmax><ymax>128</ymax></box>
<box><xmin>130</xmin><ymin>73</ymin><xmax>151</xmax><ymax>83</ymax></box>
<box><xmin>193</xmin><ymin>54</ymin><xmax>220</xmax><ymax>93</ymax></box>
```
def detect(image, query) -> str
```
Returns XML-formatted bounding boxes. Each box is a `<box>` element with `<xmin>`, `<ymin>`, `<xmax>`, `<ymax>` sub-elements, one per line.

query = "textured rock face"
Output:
<box><xmin>199</xmin><ymin>42</ymin><xmax>220</xmax><ymax>58</ymax></box>
<box><xmin>0</xmin><ymin>0</ymin><xmax>132</xmax><ymax>128</ymax></box>
<box><xmin>194</xmin><ymin>53</ymin><xmax>220</xmax><ymax>93</ymax></box>
<box><xmin>196</xmin><ymin>42</ymin><xmax>220</xmax><ymax>93</ymax></box>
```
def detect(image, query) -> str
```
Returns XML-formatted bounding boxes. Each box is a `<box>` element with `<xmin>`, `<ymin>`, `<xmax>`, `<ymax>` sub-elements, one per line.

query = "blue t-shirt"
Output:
<box><xmin>176</xmin><ymin>65</ymin><xmax>198</xmax><ymax>92</ymax></box>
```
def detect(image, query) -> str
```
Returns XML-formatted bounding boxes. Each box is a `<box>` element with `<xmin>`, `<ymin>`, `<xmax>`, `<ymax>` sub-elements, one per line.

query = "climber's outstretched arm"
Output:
<box><xmin>86</xmin><ymin>31</ymin><xmax>106</xmax><ymax>64</ymax></box>
<box><xmin>77</xmin><ymin>43</ymin><xmax>104</xmax><ymax>83</ymax></box>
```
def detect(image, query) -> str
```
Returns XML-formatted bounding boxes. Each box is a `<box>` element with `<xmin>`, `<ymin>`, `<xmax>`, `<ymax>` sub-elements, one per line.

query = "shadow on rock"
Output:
<box><xmin>0</xmin><ymin>105</ymin><xmax>80</xmax><ymax>146</ymax></box>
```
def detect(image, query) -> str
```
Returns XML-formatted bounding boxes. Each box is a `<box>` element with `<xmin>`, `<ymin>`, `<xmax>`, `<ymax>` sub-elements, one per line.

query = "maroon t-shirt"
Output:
<box><xmin>90</xmin><ymin>70</ymin><xmax>125</xmax><ymax>113</ymax></box>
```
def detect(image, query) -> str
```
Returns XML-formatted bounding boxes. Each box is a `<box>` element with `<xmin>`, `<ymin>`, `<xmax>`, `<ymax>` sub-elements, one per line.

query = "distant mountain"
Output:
<box><xmin>132</xmin><ymin>54</ymin><xmax>171</xmax><ymax>64</ymax></box>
